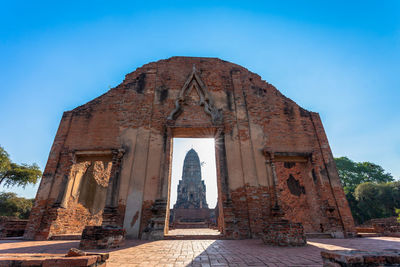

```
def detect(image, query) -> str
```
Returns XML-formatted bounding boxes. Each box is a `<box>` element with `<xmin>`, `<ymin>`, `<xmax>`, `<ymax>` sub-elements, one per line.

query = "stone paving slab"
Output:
<box><xmin>0</xmin><ymin>237</ymin><xmax>399</xmax><ymax>266</ymax></box>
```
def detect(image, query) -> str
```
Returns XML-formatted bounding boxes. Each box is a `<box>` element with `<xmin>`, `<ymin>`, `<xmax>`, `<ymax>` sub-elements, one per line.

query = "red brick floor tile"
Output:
<box><xmin>0</xmin><ymin>237</ymin><xmax>399</xmax><ymax>266</ymax></box>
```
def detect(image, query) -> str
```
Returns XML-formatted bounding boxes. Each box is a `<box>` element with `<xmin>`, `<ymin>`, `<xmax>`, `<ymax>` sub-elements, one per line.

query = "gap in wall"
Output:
<box><xmin>169</xmin><ymin>137</ymin><xmax>219</xmax><ymax>232</ymax></box>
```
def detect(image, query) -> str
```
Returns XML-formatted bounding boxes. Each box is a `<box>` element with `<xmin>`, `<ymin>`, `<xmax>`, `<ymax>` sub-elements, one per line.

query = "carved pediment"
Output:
<box><xmin>168</xmin><ymin>65</ymin><xmax>222</xmax><ymax>124</ymax></box>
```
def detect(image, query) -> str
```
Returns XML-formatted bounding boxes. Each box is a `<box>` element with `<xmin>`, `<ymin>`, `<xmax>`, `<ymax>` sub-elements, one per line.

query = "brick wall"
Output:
<box><xmin>0</xmin><ymin>218</ymin><xmax>28</xmax><ymax>238</ymax></box>
<box><xmin>25</xmin><ymin>57</ymin><xmax>355</xmax><ymax>240</ymax></box>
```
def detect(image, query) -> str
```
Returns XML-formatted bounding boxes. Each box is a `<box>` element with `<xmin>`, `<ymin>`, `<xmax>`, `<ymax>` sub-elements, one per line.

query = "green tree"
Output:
<box><xmin>355</xmin><ymin>182</ymin><xmax>399</xmax><ymax>222</ymax></box>
<box><xmin>335</xmin><ymin>157</ymin><xmax>397</xmax><ymax>224</ymax></box>
<box><xmin>392</xmin><ymin>181</ymin><xmax>400</xmax><ymax>208</ymax></box>
<box><xmin>0</xmin><ymin>192</ymin><xmax>34</xmax><ymax>219</ymax></box>
<box><xmin>0</xmin><ymin>146</ymin><xmax>42</xmax><ymax>188</ymax></box>
<box><xmin>335</xmin><ymin>157</ymin><xmax>394</xmax><ymax>194</ymax></box>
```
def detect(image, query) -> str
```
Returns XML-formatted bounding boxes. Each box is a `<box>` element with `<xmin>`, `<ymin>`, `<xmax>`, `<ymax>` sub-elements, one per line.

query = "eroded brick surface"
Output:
<box><xmin>0</xmin><ymin>218</ymin><xmax>27</xmax><ymax>238</ymax></box>
<box><xmin>262</xmin><ymin>220</ymin><xmax>306</xmax><ymax>246</ymax></box>
<box><xmin>275</xmin><ymin>161</ymin><xmax>345</xmax><ymax>234</ymax></box>
<box><xmin>24</xmin><ymin>57</ymin><xmax>355</xmax><ymax>240</ymax></box>
<box><xmin>321</xmin><ymin>250</ymin><xmax>400</xmax><ymax>267</ymax></box>
<box><xmin>80</xmin><ymin>226</ymin><xmax>125</xmax><ymax>249</ymax></box>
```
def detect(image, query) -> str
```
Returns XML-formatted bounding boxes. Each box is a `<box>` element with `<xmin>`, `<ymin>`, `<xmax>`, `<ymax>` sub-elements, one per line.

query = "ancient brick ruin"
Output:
<box><xmin>80</xmin><ymin>226</ymin><xmax>125</xmax><ymax>249</ymax></box>
<box><xmin>321</xmin><ymin>250</ymin><xmax>400</xmax><ymax>266</ymax></box>
<box><xmin>23</xmin><ymin>56</ymin><xmax>355</xmax><ymax>241</ymax></box>
<box><xmin>0</xmin><ymin>248</ymin><xmax>109</xmax><ymax>267</ymax></box>
<box><xmin>170</xmin><ymin>148</ymin><xmax>214</xmax><ymax>229</ymax></box>
<box><xmin>0</xmin><ymin>217</ymin><xmax>28</xmax><ymax>238</ymax></box>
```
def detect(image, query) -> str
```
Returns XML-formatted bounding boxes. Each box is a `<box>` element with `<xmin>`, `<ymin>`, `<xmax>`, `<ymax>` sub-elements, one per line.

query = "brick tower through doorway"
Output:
<box><xmin>171</xmin><ymin>148</ymin><xmax>214</xmax><ymax>228</ymax></box>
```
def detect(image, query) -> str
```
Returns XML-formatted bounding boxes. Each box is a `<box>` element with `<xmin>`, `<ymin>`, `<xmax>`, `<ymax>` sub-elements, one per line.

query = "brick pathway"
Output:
<box><xmin>167</xmin><ymin>228</ymin><xmax>221</xmax><ymax>236</ymax></box>
<box><xmin>0</xmin><ymin>237</ymin><xmax>399</xmax><ymax>266</ymax></box>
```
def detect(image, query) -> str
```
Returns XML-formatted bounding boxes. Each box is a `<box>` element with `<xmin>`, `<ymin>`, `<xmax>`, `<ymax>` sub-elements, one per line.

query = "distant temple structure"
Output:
<box><xmin>170</xmin><ymin>149</ymin><xmax>214</xmax><ymax>228</ymax></box>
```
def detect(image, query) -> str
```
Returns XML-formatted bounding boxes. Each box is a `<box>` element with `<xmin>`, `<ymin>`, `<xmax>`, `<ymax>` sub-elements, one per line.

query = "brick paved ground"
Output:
<box><xmin>0</xmin><ymin>237</ymin><xmax>399</xmax><ymax>266</ymax></box>
<box><xmin>167</xmin><ymin>228</ymin><xmax>221</xmax><ymax>236</ymax></box>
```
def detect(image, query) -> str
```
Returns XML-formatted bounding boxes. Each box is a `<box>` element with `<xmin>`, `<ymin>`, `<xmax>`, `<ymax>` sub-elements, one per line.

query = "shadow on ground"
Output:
<box><xmin>185</xmin><ymin>237</ymin><xmax>400</xmax><ymax>266</ymax></box>
<box><xmin>0</xmin><ymin>237</ymin><xmax>399</xmax><ymax>267</ymax></box>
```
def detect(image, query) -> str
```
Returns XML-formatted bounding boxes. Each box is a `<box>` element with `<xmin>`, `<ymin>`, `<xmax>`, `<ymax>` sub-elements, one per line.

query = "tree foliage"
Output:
<box><xmin>0</xmin><ymin>146</ymin><xmax>42</xmax><ymax>188</ymax></box>
<box><xmin>335</xmin><ymin>157</ymin><xmax>399</xmax><ymax>224</ymax></box>
<box><xmin>335</xmin><ymin>156</ymin><xmax>394</xmax><ymax>194</ymax></box>
<box><xmin>0</xmin><ymin>192</ymin><xmax>34</xmax><ymax>219</ymax></box>
<box><xmin>354</xmin><ymin>182</ymin><xmax>399</xmax><ymax>222</ymax></box>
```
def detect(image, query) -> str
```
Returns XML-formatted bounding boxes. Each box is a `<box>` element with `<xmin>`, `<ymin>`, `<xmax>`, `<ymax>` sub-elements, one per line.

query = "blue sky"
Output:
<box><xmin>0</xmin><ymin>1</ymin><xmax>399</xmax><ymax>198</ymax></box>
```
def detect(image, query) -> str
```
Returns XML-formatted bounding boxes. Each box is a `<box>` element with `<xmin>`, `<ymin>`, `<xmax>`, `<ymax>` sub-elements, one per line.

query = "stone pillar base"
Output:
<box><xmin>79</xmin><ymin>226</ymin><xmax>125</xmax><ymax>249</ymax></box>
<box><xmin>262</xmin><ymin>220</ymin><xmax>306</xmax><ymax>246</ymax></box>
<box><xmin>141</xmin><ymin>217</ymin><xmax>165</xmax><ymax>241</ymax></box>
<box><xmin>141</xmin><ymin>199</ymin><xmax>167</xmax><ymax>241</ymax></box>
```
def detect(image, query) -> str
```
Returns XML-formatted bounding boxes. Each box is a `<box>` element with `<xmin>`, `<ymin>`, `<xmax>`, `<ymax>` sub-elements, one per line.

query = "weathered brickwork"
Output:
<box><xmin>368</xmin><ymin>217</ymin><xmax>400</xmax><ymax>237</ymax></box>
<box><xmin>227</xmin><ymin>185</ymin><xmax>273</xmax><ymax>238</ymax></box>
<box><xmin>0</xmin><ymin>218</ymin><xmax>28</xmax><ymax>238</ymax></box>
<box><xmin>80</xmin><ymin>226</ymin><xmax>125</xmax><ymax>249</ymax></box>
<box><xmin>48</xmin><ymin>200</ymin><xmax>104</xmax><ymax>236</ymax></box>
<box><xmin>275</xmin><ymin>161</ymin><xmax>344</xmax><ymax>234</ymax></box>
<box><xmin>0</xmin><ymin>248</ymin><xmax>109</xmax><ymax>267</ymax></box>
<box><xmin>262</xmin><ymin>220</ymin><xmax>306</xmax><ymax>246</ymax></box>
<box><xmin>24</xmin><ymin>57</ymin><xmax>355</xmax><ymax>240</ymax></box>
<box><xmin>321</xmin><ymin>250</ymin><xmax>400</xmax><ymax>266</ymax></box>
<box><xmin>138</xmin><ymin>200</ymin><xmax>154</xmax><ymax>238</ymax></box>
